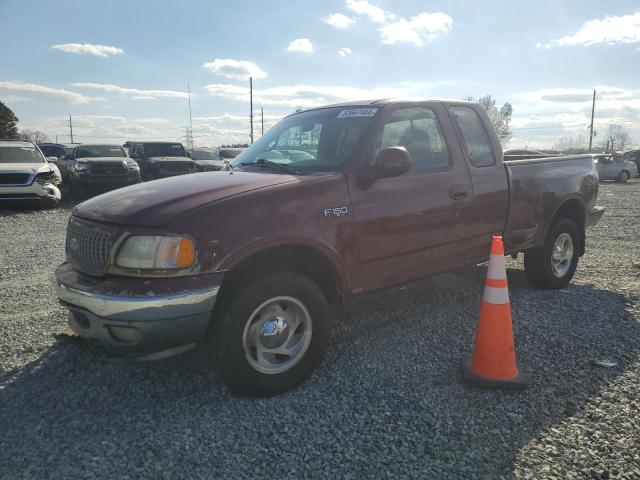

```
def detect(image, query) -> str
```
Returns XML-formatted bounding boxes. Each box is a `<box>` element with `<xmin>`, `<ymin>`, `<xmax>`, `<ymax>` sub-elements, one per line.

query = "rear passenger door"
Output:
<box><xmin>447</xmin><ymin>105</ymin><xmax>509</xmax><ymax>262</ymax></box>
<box><xmin>349</xmin><ymin>104</ymin><xmax>474</xmax><ymax>292</ymax></box>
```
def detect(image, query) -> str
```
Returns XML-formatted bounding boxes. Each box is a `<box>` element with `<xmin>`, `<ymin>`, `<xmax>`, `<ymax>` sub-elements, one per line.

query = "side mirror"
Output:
<box><xmin>186</xmin><ymin>151</ymin><xmax>192</xmax><ymax>158</ymax></box>
<box><xmin>46</xmin><ymin>156</ymin><xmax>58</xmax><ymax>163</ymax></box>
<box><xmin>371</xmin><ymin>147</ymin><xmax>411</xmax><ymax>180</ymax></box>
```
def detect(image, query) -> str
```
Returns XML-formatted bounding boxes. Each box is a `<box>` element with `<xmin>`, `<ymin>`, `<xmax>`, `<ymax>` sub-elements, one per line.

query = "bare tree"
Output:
<box><xmin>599</xmin><ymin>124</ymin><xmax>630</xmax><ymax>153</ymax></box>
<box><xmin>465</xmin><ymin>95</ymin><xmax>513</xmax><ymax>145</ymax></box>
<box><xmin>553</xmin><ymin>134</ymin><xmax>589</xmax><ymax>154</ymax></box>
<box><xmin>17</xmin><ymin>129</ymin><xmax>50</xmax><ymax>144</ymax></box>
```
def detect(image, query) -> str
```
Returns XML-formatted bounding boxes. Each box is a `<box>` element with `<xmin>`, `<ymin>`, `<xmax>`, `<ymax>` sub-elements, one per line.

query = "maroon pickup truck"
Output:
<box><xmin>56</xmin><ymin>100</ymin><xmax>604</xmax><ymax>395</ymax></box>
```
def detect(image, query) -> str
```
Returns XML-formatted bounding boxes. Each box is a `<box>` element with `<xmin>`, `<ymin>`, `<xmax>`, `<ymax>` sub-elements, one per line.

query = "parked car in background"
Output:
<box><xmin>37</xmin><ymin>143</ymin><xmax>67</xmax><ymax>160</ymax></box>
<box><xmin>622</xmin><ymin>150</ymin><xmax>640</xmax><ymax>177</ymax></box>
<box><xmin>189</xmin><ymin>147</ymin><xmax>226</xmax><ymax>171</ymax></box>
<box><xmin>56</xmin><ymin>99</ymin><xmax>604</xmax><ymax>395</ymax></box>
<box><xmin>0</xmin><ymin>140</ymin><xmax>62</xmax><ymax>207</ymax></box>
<box><xmin>218</xmin><ymin>147</ymin><xmax>244</xmax><ymax>162</ymax></box>
<box><xmin>127</xmin><ymin>141</ymin><xmax>196</xmax><ymax>181</ymax></box>
<box><xmin>59</xmin><ymin>144</ymin><xmax>141</xmax><ymax>198</ymax></box>
<box><xmin>594</xmin><ymin>153</ymin><xmax>637</xmax><ymax>182</ymax></box>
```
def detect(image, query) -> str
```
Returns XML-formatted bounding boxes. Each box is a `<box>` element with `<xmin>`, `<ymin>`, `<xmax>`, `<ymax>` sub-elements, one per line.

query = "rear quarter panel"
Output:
<box><xmin>504</xmin><ymin>155</ymin><xmax>598</xmax><ymax>252</ymax></box>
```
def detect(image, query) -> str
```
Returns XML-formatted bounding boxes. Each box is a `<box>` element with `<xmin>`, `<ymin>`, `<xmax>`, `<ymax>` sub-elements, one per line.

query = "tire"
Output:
<box><xmin>207</xmin><ymin>271</ymin><xmax>331</xmax><ymax>396</ymax></box>
<box><xmin>617</xmin><ymin>170</ymin><xmax>629</xmax><ymax>183</ymax></box>
<box><xmin>524</xmin><ymin>218</ymin><xmax>580</xmax><ymax>289</ymax></box>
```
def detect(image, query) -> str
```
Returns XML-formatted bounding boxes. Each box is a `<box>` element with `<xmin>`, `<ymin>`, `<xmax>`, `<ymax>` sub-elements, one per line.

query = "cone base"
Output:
<box><xmin>462</xmin><ymin>355</ymin><xmax>527</xmax><ymax>390</ymax></box>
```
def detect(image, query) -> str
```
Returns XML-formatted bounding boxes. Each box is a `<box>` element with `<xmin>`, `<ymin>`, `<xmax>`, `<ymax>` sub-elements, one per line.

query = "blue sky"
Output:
<box><xmin>1</xmin><ymin>0</ymin><xmax>639</xmax><ymax>148</ymax></box>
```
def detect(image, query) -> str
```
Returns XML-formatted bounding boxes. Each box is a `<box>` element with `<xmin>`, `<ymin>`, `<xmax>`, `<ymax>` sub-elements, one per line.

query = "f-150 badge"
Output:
<box><xmin>324</xmin><ymin>206</ymin><xmax>348</xmax><ymax>217</ymax></box>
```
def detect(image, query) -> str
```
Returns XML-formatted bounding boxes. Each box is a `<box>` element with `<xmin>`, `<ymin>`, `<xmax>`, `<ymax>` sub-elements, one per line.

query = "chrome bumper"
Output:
<box><xmin>56</xmin><ymin>283</ymin><xmax>219</xmax><ymax>322</ymax></box>
<box><xmin>56</xmin><ymin>279</ymin><xmax>219</xmax><ymax>358</ymax></box>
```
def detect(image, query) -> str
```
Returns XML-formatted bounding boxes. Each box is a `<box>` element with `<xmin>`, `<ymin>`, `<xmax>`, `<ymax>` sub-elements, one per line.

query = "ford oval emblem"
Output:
<box><xmin>69</xmin><ymin>237</ymin><xmax>78</xmax><ymax>251</ymax></box>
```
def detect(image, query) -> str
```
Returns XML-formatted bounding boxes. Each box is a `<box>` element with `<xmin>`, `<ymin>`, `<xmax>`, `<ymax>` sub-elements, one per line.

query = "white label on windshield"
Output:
<box><xmin>337</xmin><ymin>108</ymin><xmax>378</xmax><ymax>118</ymax></box>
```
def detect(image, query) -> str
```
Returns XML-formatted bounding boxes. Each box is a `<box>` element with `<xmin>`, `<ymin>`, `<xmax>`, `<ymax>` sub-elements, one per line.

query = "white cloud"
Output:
<box><xmin>338</xmin><ymin>47</ymin><xmax>353</xmax><ymax>57</ymax></box>
<box><xmin>325</xmin><ymin>13</ymin><xmax>355</xmax><ymax>29</ymax></box>
<box><xmin>204</xmin><ymin>82</ymin><xmax>424</xmax><ymax>108</ymax></box>
<box><xmin>202</xmin><ymin>58</ymin><xmax>267</xmax><ymax>80</ymax></box>
<box><xmin>287</xmin><ymin>38</ymin><xmax>314</xmax><ymax>53</ymax></box>
<box><xmin>537</xmin><ymin>11</ymin><xmax>640</xmax><ymax>49</ymax></box>
<box><xmin>346</xmin><ymin>0</ymin><xmax>391</xmax><ymax>24</ymax></box>
<box><xmin>380</xmin><ymin>12</ymin><xmax>453</xmax><ymax>46</ymax></box>
<box><xmin>51</xmin><ymin>43</ymin><xmax>124</xmax><ymax>57</ymax></box>
<box><xmin>0</xmin><ymin>81</ymin><xmax>93</xmax><ymax>104</ymax></box>
<box><xmin>71</xmin><ymin>82</ymin><xmax>189</xmax><ymax>99</ymax></box>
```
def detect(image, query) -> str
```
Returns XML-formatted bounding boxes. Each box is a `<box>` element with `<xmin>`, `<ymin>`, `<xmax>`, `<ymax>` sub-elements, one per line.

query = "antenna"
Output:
<box><xmin>187</xmin><ymin>82</ymin><xmax>194</xmax><ymax>151</ymax></box>
<box><xmin>250</xmin><ymin>76</ymin><xmax>254</xmax><ymax>144</ymax></box>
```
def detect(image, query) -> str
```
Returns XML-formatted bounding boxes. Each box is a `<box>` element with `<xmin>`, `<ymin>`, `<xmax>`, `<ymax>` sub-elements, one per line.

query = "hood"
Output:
<box><xmin>147</xmin><ymin>156</ymin><xmax>193</xmax><ymax>162</ymax></box>
<box><xmin>73</xmin><ymin>171</ymin><xmax>297</xmax><ymax>227</ymax></box>
<box><xmin>0</xmin><ymin>162</ymin><xmax>49</xmax><ymax>174</ymax></box>
<box><xmin>76</xmin><ymin>156</ymin><xmax>128</xmax><ymax>163</ymax></box>
<box><xmin>194</xmin><ymin>159</ymin><xmax>225</xmax><ymax>167</ymax></box>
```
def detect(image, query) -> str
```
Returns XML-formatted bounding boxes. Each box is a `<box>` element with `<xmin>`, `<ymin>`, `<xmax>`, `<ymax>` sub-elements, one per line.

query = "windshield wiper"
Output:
<box><xmin>240</xmin><ymin>158</ymin><xmax>299</xmax><ymax>174</ymax></box>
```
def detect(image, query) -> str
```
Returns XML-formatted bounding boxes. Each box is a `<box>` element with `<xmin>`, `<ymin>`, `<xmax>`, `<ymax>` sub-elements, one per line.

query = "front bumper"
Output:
<box><xmin>74</xmin><ymin>171</ymin><xmax>141</xmax><ymax>189</ymax></box>
<box><xmin>586</xmin><ymin>206</ymin><xmax>605</xmax><ymax>228</ymax></box>
<box><xmin>55</xmin><ymin>262</ymin><xmax>223</xmax><ymax>359</ymax></box>
<box><xmin>0</xmin><ymin>182</ymin><xmax>61</xmax><ymax>203</ymax></box>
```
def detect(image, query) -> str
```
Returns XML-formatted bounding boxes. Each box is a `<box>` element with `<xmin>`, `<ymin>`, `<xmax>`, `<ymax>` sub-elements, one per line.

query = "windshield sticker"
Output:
<box><xmin>337</xmin><ymin>108</ymin><xmax>378</xmax><ymax>118</ymax></box>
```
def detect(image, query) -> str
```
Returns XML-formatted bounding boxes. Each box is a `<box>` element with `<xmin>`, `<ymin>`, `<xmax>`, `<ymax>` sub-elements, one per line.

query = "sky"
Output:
<box><xmin>0</xmin><ymin>0</ymin><xmax>639</xmax><ymax>149</ymax></box>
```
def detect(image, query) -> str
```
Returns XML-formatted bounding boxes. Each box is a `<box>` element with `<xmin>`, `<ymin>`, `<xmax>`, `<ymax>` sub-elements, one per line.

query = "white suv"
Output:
<box><xmin>0</xmin><ymin>141</ymin><xmax>62</xmax><ymax>207</ymax></box>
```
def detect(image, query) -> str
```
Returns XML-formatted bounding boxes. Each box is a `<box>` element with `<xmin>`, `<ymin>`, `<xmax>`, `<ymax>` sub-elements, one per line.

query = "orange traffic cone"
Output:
<box><xmin>462</xmin><ymin>235</ymin><xmax>527</xmax><ymax>389</ymax></box>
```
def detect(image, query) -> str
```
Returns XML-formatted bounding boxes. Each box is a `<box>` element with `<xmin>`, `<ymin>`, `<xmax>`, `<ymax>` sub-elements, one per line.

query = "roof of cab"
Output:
<box><xmin>0</xmin><ymin>140</ymin><xmax>35</xmax><ymax>148</ymax></box>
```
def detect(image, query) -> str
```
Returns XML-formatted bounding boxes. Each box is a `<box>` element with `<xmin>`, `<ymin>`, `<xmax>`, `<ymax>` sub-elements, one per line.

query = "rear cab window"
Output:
<box><xmin>449</xmin><ymin>106</ymin><xmax>496</xmax><ymax>167</ymax></box>
<box><xmin>379</xmin><ymin>106</ymin><xmax>450</xmax><ymax>174</ymax></box>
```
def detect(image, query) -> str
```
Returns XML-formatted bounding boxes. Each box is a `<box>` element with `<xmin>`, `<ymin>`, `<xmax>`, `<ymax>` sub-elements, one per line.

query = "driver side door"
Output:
<box><xmin>348</xmin><ymin>103</ymin><xmax>474</xmax><ymax>292</ymax></box>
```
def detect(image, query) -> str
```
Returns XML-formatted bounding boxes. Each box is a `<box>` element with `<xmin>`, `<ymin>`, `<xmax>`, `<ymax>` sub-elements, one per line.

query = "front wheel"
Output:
<box><xmin>617</xmin><ymin>171</ymin><xmax>629</xmax><ymax>183</ymax></box>
<box><xmin>524</xmin><ymin>218</ymin><xmax>580</xmax><ymax>289</ymax></box>
<box><xmin>207</xmin><ymin>271</ymin><xmax>331</xmax><ymax>396</ymax></box>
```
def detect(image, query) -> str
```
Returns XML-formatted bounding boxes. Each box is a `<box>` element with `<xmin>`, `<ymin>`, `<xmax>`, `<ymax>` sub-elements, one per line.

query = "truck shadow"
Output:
<box><xmin>1</xmin><ymin>265</ymin><xmax>638</xmax><ymax>478</ymax></box>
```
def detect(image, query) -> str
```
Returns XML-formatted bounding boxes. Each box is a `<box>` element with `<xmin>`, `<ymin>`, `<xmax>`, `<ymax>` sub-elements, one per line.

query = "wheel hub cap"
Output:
<box><xmin>551</xmin><ymin>233</ymin><xmax>573</xmax><ymax>278</ymax></box>
<box><xmin>259</xmin><ymin>317</ymin><xmax>289</xmax><ymax>349</ymax></box>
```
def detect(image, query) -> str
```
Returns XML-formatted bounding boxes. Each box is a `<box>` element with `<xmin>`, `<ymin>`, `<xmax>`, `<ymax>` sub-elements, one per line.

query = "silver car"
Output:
<box><xmin>594</xmin><ymin>154</ymin><xmax>638</xmax><ymax>183</ymax></box>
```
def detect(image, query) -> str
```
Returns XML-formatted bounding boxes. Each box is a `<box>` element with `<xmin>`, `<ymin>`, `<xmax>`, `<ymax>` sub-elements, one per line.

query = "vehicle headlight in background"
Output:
<box><xmin>116</xmin><ymin>235</ymin><xmax>196</xmax><ymax>269</ymax></box>
<box><xmin>74</xmin><ymin>162</ymin><xmax>88</xmax><ymax>171</ymax></box>
<box><xmin>35</xmin><ymin>170</ymin><xmax>55</xmax><ymax>183</ymax></box>
<box><xmin>126</xmin><ymin>161</ymin><xmax>140</xmax><ymax>170</ymax></box>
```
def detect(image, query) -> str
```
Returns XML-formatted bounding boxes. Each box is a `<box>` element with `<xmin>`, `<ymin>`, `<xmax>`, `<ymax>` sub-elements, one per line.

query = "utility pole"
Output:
<box><xmin>588</xmin><ymin>89</ymin><xmax>596</xmax><ymax>152</ymax></box>
<box><xmin>187</xmin><ymin>82</ymin><xmax>194</xmax><ymax>151</ymax></box>
<box><xmin>261</xmin><ymin>106</ymin><xmax>264</xmax><ymax>136</ymax></box>
<box><xmin>68</xmin><ymin>115</ymin><xmax>74</xmax><ymax>144</ymax></box>
<box><xmin>249</xmin><ymin>76</ymin><xmax>254</xmax><ymax>144</ymax></box>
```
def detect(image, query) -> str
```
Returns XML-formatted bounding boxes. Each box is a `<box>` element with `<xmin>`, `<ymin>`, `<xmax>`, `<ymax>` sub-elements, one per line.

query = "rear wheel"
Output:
<box><xmin>207</xmin><ymin>271</ymin><xmax>331</xmax><ymax>396</ymax></box>
<box><xmin>524</xmin><ymin>218</ymin><xmax>580</xmax><ymax>289</ymax></box>
<box><xmin>617</xmin><ymin>170</ymin><xmax>629</xmax><ymax>183</ymax></box>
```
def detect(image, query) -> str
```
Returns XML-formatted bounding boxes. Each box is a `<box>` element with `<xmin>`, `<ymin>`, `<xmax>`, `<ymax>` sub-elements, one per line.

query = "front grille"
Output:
<box><xmin>159</xmin><ymin>162</ymin><xmax>194</xmax><ymax>176</ymax></box>
<box><xmin>66</xmin><ymin>218</ymin><xmax>113</xmax><ymax>275</ymax></box>
<box><xmin>0</xmin><ymin>193</ymin><xmax>39</xmax><ymax>199</ymax></box>
<box><xmin>0</xmin><ymin>173</ymin><xmax>31</xmax><ymax>185</ymax></box>
<box><xmin>89</xmin><ymin>162</ymin><xmax>127</xmax><ymax>175</ymax></box>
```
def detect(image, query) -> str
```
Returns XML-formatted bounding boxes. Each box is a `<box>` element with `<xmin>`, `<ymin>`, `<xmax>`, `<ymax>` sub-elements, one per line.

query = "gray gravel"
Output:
<box><xmin>1</xmin><ymin>182</ymin><xmax>639</xmax><ymax>479</ymax></box>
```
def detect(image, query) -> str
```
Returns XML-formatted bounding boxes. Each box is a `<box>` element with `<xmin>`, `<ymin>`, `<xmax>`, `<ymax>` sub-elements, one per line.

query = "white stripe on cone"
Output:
<box><xmin>487</xmin><ymin>253</ymin><xmax>507</xmax><ymax>280</ymax></box>
<box><xmin>483</xmin><ymin>285</ymin><xmax>510</xmax><ymax>305</ymax></box>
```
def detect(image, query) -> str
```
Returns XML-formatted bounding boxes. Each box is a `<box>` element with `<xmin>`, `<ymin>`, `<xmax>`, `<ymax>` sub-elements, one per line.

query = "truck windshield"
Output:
<box><xmin>76</xmin><ymin>145</ymin><xmax>126</xmax><ymax>157</ymax></box>
<box><xmin>0</xmin><ymin>146</ymin><xmax>45</xmax><ymax>164</ymax></box>
<box><xmin>232</xmin><ymin>106</ymin><xmax>377</xmax><ymax>173</ymax></box>
<box><xmin>145</xmin><ymin>143</ymin><xmax>186</xmax><ymax>157</ymax></box>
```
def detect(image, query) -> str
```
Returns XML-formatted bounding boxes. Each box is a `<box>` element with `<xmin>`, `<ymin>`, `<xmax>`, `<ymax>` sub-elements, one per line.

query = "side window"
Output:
<box><xmin>380</xmin><ymin>107</ymin><xmax>449</xmax><ymax>173</ymax></box>
<box><xmin>449</xmin><ymin>106</ymin><xmax>495</xmax><ymax>167</ymax></box>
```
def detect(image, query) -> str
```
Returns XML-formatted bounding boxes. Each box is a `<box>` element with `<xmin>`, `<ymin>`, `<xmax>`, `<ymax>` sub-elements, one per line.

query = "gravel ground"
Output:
<box><xmin>1</xmin><ymin>181</ymin><xmax>639</xmax><ymax>479</ymax></box>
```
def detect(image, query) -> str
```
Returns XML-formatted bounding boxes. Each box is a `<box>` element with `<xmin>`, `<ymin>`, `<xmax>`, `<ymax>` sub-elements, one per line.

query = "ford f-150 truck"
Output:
<box><xmin>55</xmin><ymin>100</ymin><xmax>604</xmax><ymax>395</ymax></box>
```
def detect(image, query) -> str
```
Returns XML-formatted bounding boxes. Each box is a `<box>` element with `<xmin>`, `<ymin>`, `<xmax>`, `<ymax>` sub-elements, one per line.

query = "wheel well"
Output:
<box><xmin>552</xmin><ymin>199</ymin><xmax>585</xmax><ymax>255</ymax></box>
<box><xmin>214</xmin><ymin>245</ymin><xmax>344</xmax><ymax>315</ymax></box>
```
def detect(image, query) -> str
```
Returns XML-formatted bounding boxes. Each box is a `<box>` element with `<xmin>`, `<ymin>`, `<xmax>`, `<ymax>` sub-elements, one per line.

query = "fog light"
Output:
<box><xmin>108</xmin><ymin>325</ymin><xmax>140</xmax><ymax>344</ymax></box>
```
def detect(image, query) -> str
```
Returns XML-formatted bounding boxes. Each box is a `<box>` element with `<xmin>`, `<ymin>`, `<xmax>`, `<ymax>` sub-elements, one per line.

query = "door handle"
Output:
<box><xmin>449</xmin><ymin>185</ymin><xmax>469</xmax><ymax>200</ymax></box>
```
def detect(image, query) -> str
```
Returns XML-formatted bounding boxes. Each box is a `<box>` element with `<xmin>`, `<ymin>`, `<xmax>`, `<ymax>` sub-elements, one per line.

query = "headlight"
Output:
<box><xmin>126</xmin><ymin>161</ymin><xmax>139</xmax><ymax>170</ymax></box>
<box><xmin>116</xmin><ymin>235</ymin><xmax>196</xmax><ymax>269</ymax></box>
<box><xmin>75</xmin><ymin>162</ymin><xmax>88</xmax><ymax>171</ymax></box>
<box><xmin>35</xmin><ymin>170</ymin><xmax>55</xmax><ymax>183</ymax></box>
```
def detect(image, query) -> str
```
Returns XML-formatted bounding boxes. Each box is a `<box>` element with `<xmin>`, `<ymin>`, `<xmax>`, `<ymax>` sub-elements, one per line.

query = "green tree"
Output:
<box><xmin>0</xmin><ymin>100</ymin><xmax>19</xmax><ymax>139</ymax></box>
